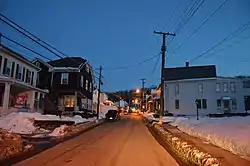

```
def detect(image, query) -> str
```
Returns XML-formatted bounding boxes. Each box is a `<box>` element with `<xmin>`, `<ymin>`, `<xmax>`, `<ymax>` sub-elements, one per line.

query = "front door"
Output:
<box><xmin>223</xmin><ymin>99</ymin><xmax>231</xmax><ymax>113</ymax></box>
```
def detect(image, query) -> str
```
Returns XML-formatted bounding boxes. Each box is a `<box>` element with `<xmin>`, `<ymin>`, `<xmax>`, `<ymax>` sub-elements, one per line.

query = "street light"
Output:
<box><xmin>136</xmin><ymin>89</ymin><xmax>140</xmax><ymax>93</ymax></box>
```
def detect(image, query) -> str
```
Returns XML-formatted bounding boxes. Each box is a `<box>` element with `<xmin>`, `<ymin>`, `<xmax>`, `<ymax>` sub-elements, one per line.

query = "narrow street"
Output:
<box><xmin>14</xmin><ymin>115</ymin><xmax>179</xmax><ymax>166</ymax></box>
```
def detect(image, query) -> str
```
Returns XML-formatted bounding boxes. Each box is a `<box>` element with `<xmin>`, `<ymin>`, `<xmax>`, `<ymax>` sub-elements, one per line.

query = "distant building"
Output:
<box><xmin>0</xmin><ymin>45</ymin><xmax>48</xmax><ymax>116</ymax></box>
<box><xmin>164</xmin><ymin>63</ymin><xmax>250</xmax><ymax>116</ymax></box>
<box><xmin>32</xmin><ymin>57</ymin><xmax>94</xmax><ymax>113</ymax></box>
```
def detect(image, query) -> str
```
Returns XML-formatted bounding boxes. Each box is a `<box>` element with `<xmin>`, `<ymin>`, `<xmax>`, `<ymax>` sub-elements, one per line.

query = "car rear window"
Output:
<box><xmin>107</xmin><ymin>110</ymin><xmax>117</xmax><ymax>114</ymax></box>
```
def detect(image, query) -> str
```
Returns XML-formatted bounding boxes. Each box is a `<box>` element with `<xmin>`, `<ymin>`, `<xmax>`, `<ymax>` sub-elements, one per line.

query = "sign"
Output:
<box><xmin>16</xmin><ymin>94</ymin><xmax>28</xmax><ymax>105</ymax></box>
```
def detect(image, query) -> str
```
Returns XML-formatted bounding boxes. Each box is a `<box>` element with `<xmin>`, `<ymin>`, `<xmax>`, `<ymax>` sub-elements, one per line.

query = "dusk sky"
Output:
<box><xmin>0</xmin><ymin>0</ymin><xmax>250</xmax><ymax>91</ymax></box>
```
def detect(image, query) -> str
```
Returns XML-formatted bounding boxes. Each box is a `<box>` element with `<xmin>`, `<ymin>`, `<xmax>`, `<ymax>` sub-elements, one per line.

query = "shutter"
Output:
<box><xmin>11</xmin><ymin>62</ymin><xmax>15</xmax><ymax>77</ymax></box>
<box><xmin>3</xmin><ymin>58</ymin><xmax>7</xmax><ymax>74</ymax></box>
<box><xmin>22</xmin><ymin>67</ymin><xmax>26</xmax><ymax>81</ymax></box>
<box><xmin>15</xmin><ymin>64</ymin><xmax>19</xmax><ymax>79</ymax></box>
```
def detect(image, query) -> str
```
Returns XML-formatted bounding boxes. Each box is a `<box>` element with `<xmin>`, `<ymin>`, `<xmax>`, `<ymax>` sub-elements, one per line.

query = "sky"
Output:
<box><xmin>0</xmin><ymin>0</ymin><xmax>250</xmax><ymax>91</ymax></box>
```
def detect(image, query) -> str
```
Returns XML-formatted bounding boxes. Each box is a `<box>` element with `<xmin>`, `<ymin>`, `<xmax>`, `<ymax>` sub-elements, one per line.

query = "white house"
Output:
<box><xmin>0</xmin><ymin>45</ymin><xmax>48</xmax><ymax>116</ymax></box>
<box><xmin>164</xmin><ymin>64</ymin><xmax>250</xmax><ymax>116</ymax></box>
<box><xmin>92</xmin><ymin>89</ymin><xmax>108</xmax><ymax>111</ymax></box>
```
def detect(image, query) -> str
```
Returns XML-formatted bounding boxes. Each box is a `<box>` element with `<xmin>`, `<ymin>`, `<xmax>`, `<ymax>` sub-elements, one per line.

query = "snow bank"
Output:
<box><xmin>49</xmin><ymin>125</ymin><xmax>68</xmax><ymax>137</ymax></box>
<box><xmin>171</xmin><ymin>116</ymin><xmax>250</xmax><ymax>160</ymax></box>
<box><xmin>0</xmin><ymin>112</ymin><xmax>92</xmax><ymax>134</ymax></box>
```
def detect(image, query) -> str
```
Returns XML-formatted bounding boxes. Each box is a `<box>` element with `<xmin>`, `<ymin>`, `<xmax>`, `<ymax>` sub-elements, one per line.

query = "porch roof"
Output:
<box><xmin>0</xmin><ymin>75</ymin><xmax>49</xmax><ymax>93</ymax></box>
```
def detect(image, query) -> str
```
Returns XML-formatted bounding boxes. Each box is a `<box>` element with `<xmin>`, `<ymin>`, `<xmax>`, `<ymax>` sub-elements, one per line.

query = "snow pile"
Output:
<box><xmin>143</xmin><ymin>112</ymin><xmax>159</xmax><ymax>121</ymax></box>
<box><xmin>0</xmin><ymin>112</ymin><xmax>92</xmax><ymax>134</ymax></box>
<box><xmin>49</xmin><ymin>125</ymin><xmax>68</xmax><ymax>137</ymax></box>
<box><xmin>171</xmin><ymin>116</ymin><xmax>250</xmax><ymax>159</ymax></box>
<box><xmin>0</xmin><ymin>113</ymin><xmax>37</xmax><ymax>134</ymax></box>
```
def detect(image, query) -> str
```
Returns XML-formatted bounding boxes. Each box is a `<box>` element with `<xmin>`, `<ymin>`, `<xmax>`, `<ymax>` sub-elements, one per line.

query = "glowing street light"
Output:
<box><xmin>136</xmin><ymin>89</ymin><xmax>140</xmax><ymax>93</ymax></box>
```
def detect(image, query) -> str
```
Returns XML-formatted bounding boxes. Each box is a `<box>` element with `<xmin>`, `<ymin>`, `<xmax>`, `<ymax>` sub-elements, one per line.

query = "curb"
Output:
<box><xmin>0</xmin><ymin>120</ymin><xmax>105</xmax><ymax>166</ymax></box>
<box><xmin>148</xmin><ymin>121</ymin><xmax>221</xmax><ymax>166</ymax></box>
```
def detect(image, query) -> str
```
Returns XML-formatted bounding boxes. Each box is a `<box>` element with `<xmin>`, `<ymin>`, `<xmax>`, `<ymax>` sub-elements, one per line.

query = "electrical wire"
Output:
<box><xmin>103</xmin><ymin>53</ymin><xmax>161</xmax><ymax>70</ymax></box>
<box><xmin>190</xmin><ymin>21</ymin><xmax>250</xmax><ymax>62</ymax></box>
<box><xmin>151</xmin><ymin>54</ymin><xmax>160</xmax><ymax>75</ymax></box>
<box><xmin>171</xmin><ymin>0</ymin><xmax>230</xmax><ymax>56</ymax></box>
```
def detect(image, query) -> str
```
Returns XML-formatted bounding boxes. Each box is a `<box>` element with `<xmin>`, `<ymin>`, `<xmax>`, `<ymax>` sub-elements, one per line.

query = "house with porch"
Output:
<box><xmin>32</xmin><ymin>57</ymin><xmax>94</xmax><ymax>113</ymax></box>
<box><xmin>0</xmin><ymin>45</ymin><xmax>48</xmax><ymax>116</ymax></box>
<box><xmin>164</xmin><ymin>63</ymin><xmax>250</xmax><ymax>116</ymax></box>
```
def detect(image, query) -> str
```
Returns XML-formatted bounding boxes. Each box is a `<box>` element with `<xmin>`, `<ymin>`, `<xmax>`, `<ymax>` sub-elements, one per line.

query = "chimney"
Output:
<box><xmin>186</xmin><ymin>61</ymin><xmax>189</xmax><ymax>67</ymax></box>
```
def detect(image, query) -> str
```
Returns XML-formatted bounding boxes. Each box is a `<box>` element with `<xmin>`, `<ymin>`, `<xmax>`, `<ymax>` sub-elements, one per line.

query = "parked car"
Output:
<box><xmin>105</xmin><ymin>110</ymin><xmax>121</xmax><ymax>121</ymax></box>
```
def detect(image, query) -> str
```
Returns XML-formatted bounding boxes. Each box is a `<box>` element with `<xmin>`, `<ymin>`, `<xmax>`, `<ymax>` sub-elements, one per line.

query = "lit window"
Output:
<box><xmin>86</xmin><ymin>80</ymin><xmax>88</xmax><ymax>90</ymax></box>
<box><xmin>198</xmin><ymin>83</ymin><xmax>203</xmax><ymax>93</ymax></box>
<box><xmin>175</xmin><ymin>84</ymin><xmax>179</xmax><ymax>95</ymax></box>
<box><xmin>80</xmin><ymin>76</ymin><xmax>84</xmax><ymax>87</ymax></box>
<box><xmin>216</xmin><ymin>83</ymin><xmax>220</xmax><ymax>92</ymax></box>
<box><xmin>223</xmin><ymin>82</ymin><xmax>228</xmax><ymax>92</ymax></box>
<box><xmin>61</xmin><ymin>73</ymin><xmax>69</xmax><ymax>84</ymax></box>
<box><xmin>230</xmin><ymin>82</ymin><xmax>236</xmax><ymax>92</ymax></box>
<box><xmin>64</xmin><ymin>96</ymin><xmax>75</xmax><ymax>107</ymax></box>
<box><xmin>5</xmin><ymin>60</ymin><xmax>12</xmax><ymax>76</ymax></box>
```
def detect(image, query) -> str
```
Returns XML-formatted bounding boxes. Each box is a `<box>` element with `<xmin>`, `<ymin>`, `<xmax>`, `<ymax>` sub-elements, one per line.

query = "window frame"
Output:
<box><xmin>61</xmin><ymin>73</ymin><xmax>69</xmax><ymax>84</ymax></box>
<box><xmin>202</xmin><ymin>99</ymin><xmax>207</xmax><ymax>109</ymax></box>
<box><xmin>223</xmin><ymin>82</ymin><xmax>228</xmax><ymax>92</ymax></box>
<box><xmin>230</xmin><ymin>82</ymin><xmax>236</xmax><ymax>92</ymax></box>
<box><xmin>80</xmin><ymin>75</ymin><xmax>84</xmax><ymax>87</ymax></box>
<box><xmin>216</xmin><ymin>83</ymin><xmax>221</xmax><ymax>92</ymax></box>
<box><xmin>198</xmin><ymin>83</ymin><xmax>203</xmax><ymax>93</ymax></box>
<box><xmin>175</xmin><ymin>99</ymin><xmax>179</xmax><ymax>109</ymax></box>
<box><xmin>175</xmin><ymin>84</ymin><xmax>179</xmax><ymax>95</ymax></box>
<box><xmin>26</xmin><ymin>69</ymin><xmax>32</xmax><ymax>84</ymax></box>
<box><xmin>17</xmin><ymin>64</ymin><xmax>22</xmax><ymax>80</ymax></box>
<box><xmin>217</xmin><ymin>99</ymin><xmax>222</xmax><ymax>108</ymax></box>
<box><xmin>5</xmin><ymin>60</ymin><xmax>12</xmax><ymax>76</ymax></box>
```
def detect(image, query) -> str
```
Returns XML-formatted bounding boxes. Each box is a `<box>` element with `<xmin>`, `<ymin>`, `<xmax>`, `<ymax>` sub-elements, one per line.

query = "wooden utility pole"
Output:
<box><xmin>140</xmin><ymin>78</ymin><xmax>146</xmax><ymax>111</ymax></box>
<box><xmin>96</xmin><ymin>65</ymin><xmax>102</xmax><ymax>120</ymax></box>
<box><xmin>154</xmin><ymin>31</ymin><xmax>175</xmax><ymax>117</ymax></box>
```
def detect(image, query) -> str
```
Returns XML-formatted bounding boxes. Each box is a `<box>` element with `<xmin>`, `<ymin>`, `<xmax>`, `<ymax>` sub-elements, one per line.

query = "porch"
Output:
<box><xmin>0</xmin><ymin>82</ymin><xmax>47</xmax><ymax>116</ymax></box>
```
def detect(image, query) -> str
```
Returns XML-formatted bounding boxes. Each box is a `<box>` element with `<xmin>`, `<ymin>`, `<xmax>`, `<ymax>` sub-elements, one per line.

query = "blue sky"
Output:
<box><xmin>1</xmin><ymin>0</ymin><xmax>250</xmax><ymax>91</ymax></box>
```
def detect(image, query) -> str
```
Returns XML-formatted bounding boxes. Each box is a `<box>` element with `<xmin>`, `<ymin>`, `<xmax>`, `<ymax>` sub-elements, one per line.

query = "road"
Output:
<box><xmin>15</xmin><ymin>115</ymin><xmax>179</xmax><ymax>166</ymax></box>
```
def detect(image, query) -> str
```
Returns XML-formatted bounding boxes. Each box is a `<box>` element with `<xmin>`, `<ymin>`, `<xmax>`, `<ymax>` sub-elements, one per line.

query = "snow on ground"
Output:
<box><xmin>0</xmin><ymin>112</ymin><xmax>94</xmax><ymax>134</ymax></box>
<box><xmin>170</xmin><ymin>116</ymin><xmax>250</xmax><ymax>160</ymax></box>
<box><xmin>49</xmin><ymin>125</ymin><xmax>68</xmax><ymax>137</ymax></box>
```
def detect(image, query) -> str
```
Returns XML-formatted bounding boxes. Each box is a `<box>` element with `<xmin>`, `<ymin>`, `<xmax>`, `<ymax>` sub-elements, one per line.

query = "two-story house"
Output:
<box><xmin>32</xmin><ymin>57</ymin><xmax>94</xmax><ymax>113</ymax></box>
<box><xmin>164</xmin><ymin>63</ymin><xmax>250</xmax><ymax>116</ymax></box>
<box><xmin>0</xmin><ymin>45</ymin><xmax>48</xmax><ymax>116</ymax></box>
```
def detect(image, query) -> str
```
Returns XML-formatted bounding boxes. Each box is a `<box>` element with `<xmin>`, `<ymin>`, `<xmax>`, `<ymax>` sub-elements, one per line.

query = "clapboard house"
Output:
<box><xmin>33</xmin><ymin>57</ymin><xmax>94</xmax><ymax>112</ymax></box>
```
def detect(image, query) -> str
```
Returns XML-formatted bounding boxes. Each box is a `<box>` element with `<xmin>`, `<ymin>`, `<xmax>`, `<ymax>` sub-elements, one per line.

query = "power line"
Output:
<box><xmin>190</xmin><ymin>21</ymin><xmax>250</xmax><ymax>62</ymax></box>
<box><xmin>171</xmin><ymin>0</ymin><xmax>230</xmax><ymax>56</ymax></box>
<box><xmin>103</xmin><ymin>53</ymin><xmax>161</xmax><ymax>71</ymax></box>
<box><xmin>151</xmin><ymin>54</ymin><xmax>160</xmax><ymax>75</ymax></box>
<box><xmin>1</xmin><ymin>33</ymin><xmax>52</xmax><ymax>61</ymax></box>
<box><xmin>0</xmin><ymin>13</ymin><xmax>70</xmax><ymax>58</ymax></box>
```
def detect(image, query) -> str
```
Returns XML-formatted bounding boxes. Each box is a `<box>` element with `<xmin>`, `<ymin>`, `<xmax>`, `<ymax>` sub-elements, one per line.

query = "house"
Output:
<box><xmin>93</xmin><ymin>89</ymin><xmax>109</xmax><ymax>112</ymax></box>
<box><xmin>164</xmin><ymin>63</ymin><xmax>250</xmax><ymax>116</ymax></box>
<box><xmin>32</xmin><ymin>57</ymin><xmax>94</xmax><ymax>113</ymax></box>
<box><xmin>0</xmin><ymin>45</ymin><xmax>48</xmax><ymax>116</ymax></box>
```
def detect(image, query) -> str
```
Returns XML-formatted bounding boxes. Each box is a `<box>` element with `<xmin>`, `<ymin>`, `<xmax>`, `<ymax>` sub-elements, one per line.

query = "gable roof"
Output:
<box><xmin>163</xmin><ymin>65</ymin><xmax>216</xmax><ymax>81</ymax></box>
<box><xmin>47</xmin><ymin>57</ymin><xmax>87</xmax><ymax>67</ymax></box>
<box><xmin>0</xmin><ymin>44</ymin><xmax>40</xmax><ymax>70</ymax></box>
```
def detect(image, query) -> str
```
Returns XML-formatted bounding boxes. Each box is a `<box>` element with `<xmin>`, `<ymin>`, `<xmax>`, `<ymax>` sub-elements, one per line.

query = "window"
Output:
<box><xmin>25</xmin><ymin>69</ymin><xmax>31</xmax><ymax>84</ymax></box>
<box><xmin>80</xmin><ymin>76</ymin><xmax>84</xmax><ymax>87</ymax></box>
<box><xmin>16</xmin><ymin>64</ymin><xmax>22</xmax><ymax>80</ymax></box>
<box><xmin>216</xmin><ymin>83</ymin><xmax>221</xmax><ymax>92</ymax></box>
<box><xmin>175</xmin><ymin>84</ymin><xmax>179</xmax><ymax>95</ymax></box>
<box><xmin>230</xmin><ymin>82</ymin><xmax>236</xmax><ymax>92</ymax></box>
<box><xmin>198</xmin><ymin>83</ymin><xmax>203</xmax><ymax>93</ymax></box>
<box><xmin>243</xmin><ymin>81</ymin><xmax>250</xmax><ymax>88</ymax></box>
<box><xmin>217</xmin><ymin>99</ymin><xmax>222</xmax><ymax>108</ymax></box>
<box><xmin>175</xmin><ymin>100</ymin><xmax>179</xmax><ymax>109</ymax></box>
<box><xmin>35</xmin><ymin>62</ymin><xmax>40</xmax><ymax>67</ymax></box>
<box><xmin>223</xmin><ymin>82</ymin><xmax>228</xmax><ymax>92</ymax></box>
<box><xmin>64</xmin><ymin>96</ymin><xmax>75</xmax><ymax>107</ymax></box>
<box><xmin>36</xmin><ymin>73</ymin><xmax>39</xmax><ymax>85</ymax></box>
<box><xmin>86</xmin><ymin>65</ymin><xmax>89</xmax><ymax>73</ymax></box>
<box><xmin>202</xmin><ymin>99</ymin><xmax>207</xmax><ymax>109</ymax></box>
<box><xmin>5</xmin><ymin>59</ymin><xmax>12</xmax><ymax>76</ymax></box>
<box><xmin>0</xmin><ymin>56</ymin><xmax>2</xmax><ymax>73</ymax></box>
<box><xmin>31</xmin><ymin>71</ymin><xmax>34</xmax><ymax>85</ymax></box>
<box><xmin>90</xmin><ymin>83</ymin><xmax>92</xmax><ymax>92</ymax></box>
<box><xmin>196</xmin><ymin>99</ymin><xmax>201</xmax><ymax>109</ymax></box>
<box><xmin>232</xmin><ymin>99</ymin><xmax>237</xmax><ymax>110</ymax></box>
<box><xmin>61</xmin><ymin>73</ymin><xmax>69</xmax><ymax>84</ymax></box>
<box><xmin>11</xmin><ymin>62</ymin><xmax>15</xmax><ymax>77</ymax></box>
<box><xmin>86</xmin><ymin>79</ymin><xmax>88</xmax><ymax>90</ymax></box>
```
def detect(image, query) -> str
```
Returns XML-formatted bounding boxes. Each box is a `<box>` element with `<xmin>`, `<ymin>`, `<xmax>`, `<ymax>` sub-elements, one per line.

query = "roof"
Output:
<box><xmin>164</xmin><ymin>65</ymin><xmax>216</xmax><ymax>81</ymax></box>
<box><xmin>48</xmin><ymin>57</ymin><xmax>87</xmax><ymax>67</ymax></box>
<box><xmin>0</xmin><ymin>44</ymin><xmax>40</xmax><ymax>70</ymax></box>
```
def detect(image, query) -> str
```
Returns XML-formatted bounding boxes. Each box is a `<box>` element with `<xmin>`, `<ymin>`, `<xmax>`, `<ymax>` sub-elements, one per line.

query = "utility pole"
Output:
<box><xmin>154</xmin><ymin>31</ymin><xmax>175</xmax><ymax>118</ymax></box>
<box><xmin>140</xmin><ymin>78</ymin><xmax>146</xmax><ymax>112</ymax></box>
<box><xmin>96</xmin><ymin>65</ymin><xmax>102</xmax><ymax>120</ymax></box>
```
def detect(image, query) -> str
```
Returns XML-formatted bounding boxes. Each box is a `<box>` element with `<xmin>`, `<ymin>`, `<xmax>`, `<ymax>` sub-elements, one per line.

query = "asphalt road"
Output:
<box><xmin>14</xmin><ymin>115</ymin><xmax>179</xmax><ymax>166</ymax></box>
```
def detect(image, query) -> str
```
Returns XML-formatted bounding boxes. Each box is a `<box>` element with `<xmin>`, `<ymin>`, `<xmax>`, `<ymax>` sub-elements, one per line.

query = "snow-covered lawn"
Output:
<box><xmin>170</xmin><ymin>116</ymin><xmax>250</xmax><ymax>160</ymax></box>
<box><xmin>0</xmin><ymin>112</ymin><xmax>95</xmax><ymax>134</ymax></box>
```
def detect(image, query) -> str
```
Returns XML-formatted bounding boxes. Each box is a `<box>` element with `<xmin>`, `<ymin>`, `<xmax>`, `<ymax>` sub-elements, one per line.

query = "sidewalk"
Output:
<box><xmin>163</xmin><ymin>124</ymin><xmax>250</xmax><ymax>166</ymax></box>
